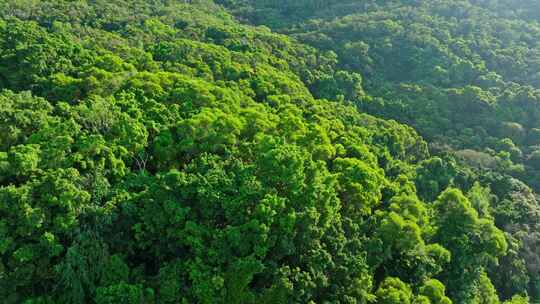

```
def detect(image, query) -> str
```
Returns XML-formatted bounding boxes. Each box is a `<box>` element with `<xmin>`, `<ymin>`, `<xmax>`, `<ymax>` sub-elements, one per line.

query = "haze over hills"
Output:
<box><xmin>0</xmin><ymin>0</ymin><xmax>538</xmax><ymax>303</ymax></box>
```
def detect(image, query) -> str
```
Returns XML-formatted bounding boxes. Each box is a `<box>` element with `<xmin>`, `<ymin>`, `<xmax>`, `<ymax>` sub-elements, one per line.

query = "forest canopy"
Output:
<box><xmin>0</xmin><ymin>0</ymin><xmax>539</xmax><ymax>303</ymax></box>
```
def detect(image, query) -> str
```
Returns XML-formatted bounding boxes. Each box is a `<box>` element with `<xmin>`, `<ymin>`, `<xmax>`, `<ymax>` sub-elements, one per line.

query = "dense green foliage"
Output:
<box><xmin>219</xmin><ymin>1</ymin><xmax>540</xmax><ymax>302</ymax></box>
<box><xmin>0</xmin><ymin>0</ymin><xmax>538</xmax><ymax>303</ymax></box>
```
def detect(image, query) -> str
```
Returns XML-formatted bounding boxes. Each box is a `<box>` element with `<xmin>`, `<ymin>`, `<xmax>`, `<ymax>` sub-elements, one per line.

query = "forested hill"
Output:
<box><xmin>220</xmin><ymin>0</ymin><xmax>540</xmax><ymax>192</ymax></box>
<box><xmin>218</xmin><ymin>2</ymin><xmax>540</xmax><ymax>302</ymax></box>
<box><xmin>0</xmin><ymin>0</ymin><xmax>537</xmax><ymax>303</ymax></box>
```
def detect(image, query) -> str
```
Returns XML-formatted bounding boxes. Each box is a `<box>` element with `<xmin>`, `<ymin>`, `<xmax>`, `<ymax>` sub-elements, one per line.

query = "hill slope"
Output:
<box><xmin>0</xmin><ymin>0</ymin><xmax>536</xmax><ymax>303</ymax></box>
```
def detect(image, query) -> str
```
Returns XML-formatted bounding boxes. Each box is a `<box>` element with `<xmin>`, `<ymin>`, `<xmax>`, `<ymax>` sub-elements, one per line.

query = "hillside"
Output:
<box><xmin>0</xmin><ymin>0</ymin><xmax>537</xmax><ymax>303</ymax></box>
<box><xmin>219</xmin><ymin>1</ymin><xmax>540</xmax><ymax>301</ymax></box>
